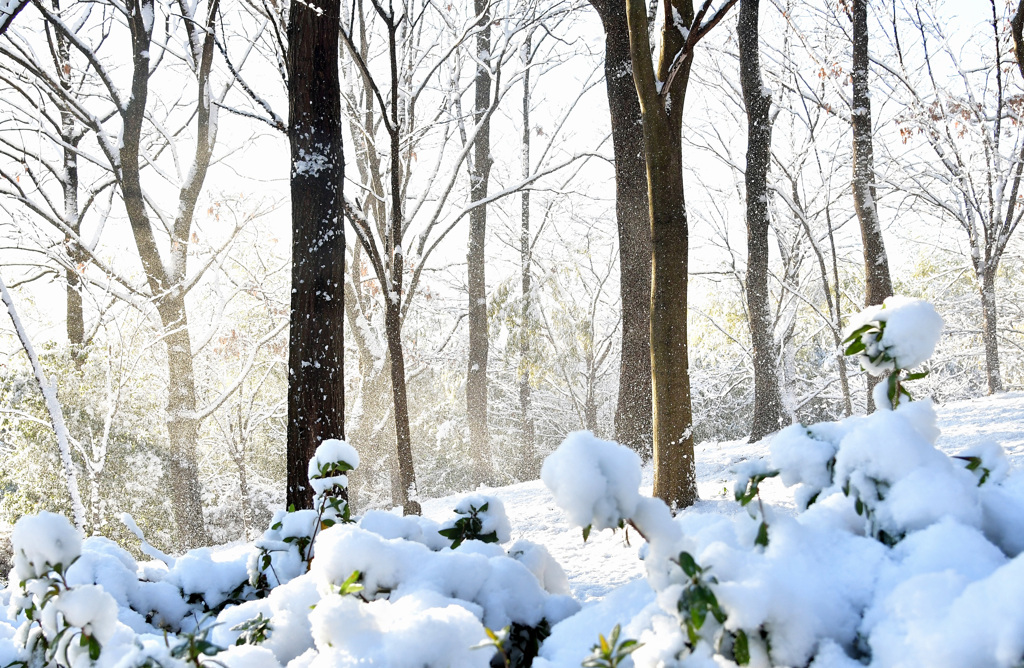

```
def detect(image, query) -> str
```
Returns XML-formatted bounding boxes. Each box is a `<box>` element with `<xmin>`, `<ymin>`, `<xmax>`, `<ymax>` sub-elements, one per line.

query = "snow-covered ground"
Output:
<box><xmin>424</xmin><ymin>392</ymin><xmax>1024</xmax><ymax>606</ymax></box>
<box><xmin>4</xmin><ymin>388</ymin><xmax>1023</xmax><ymax>668</ymax></box>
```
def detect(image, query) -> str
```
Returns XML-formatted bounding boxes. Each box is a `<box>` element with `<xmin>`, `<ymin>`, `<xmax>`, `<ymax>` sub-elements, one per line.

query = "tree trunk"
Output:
<box><xmin>384</xmin><ymin>302</ymin><xmax>420</xmax><ymax>515</ymax></box>
<box><xmin>626</xmin><ymin>0</ymin><xmax>736</xmax><ymax>509</ymax></box>
<box><xmin>851</xmin><ymin>0</ymin><xmax>893</xmax><ymax>309</ymax></box>
<box><xmin>738</xmin><ymin>0</ymin><xmax>786</xmax><ymax>442</ymax></box>
<box><xmin>286</xmin><ymin>0</ymin><xmax>346</xmax><ymax>510</ymax></box>
<box><xmin>646</xmin><ymin>116</ymin><xmax>697</xmax><ymax>509</ymax></box>
<box><xmin>48</xmin><ymin>0</ymin><xmax>85</xmax><ymax>355</ymax></box>
<box><xmin>980</xmin><ymin>266</ymin><xmax>1003</xmax><ymax>394</ymax></box>
<box><xmin>119</xmin><ymin>0</ymin><xmax>210</xmax><ymax>547</ymax></box>
<box><xmin>519</xmin><ymin>37</ymin><xmax>536</xmax><ymax>456</ymax></box>
<box><xmin>466</xmin><ymin>0</ymin><xmax>493</xmax><ymax>484</ymax></box>
<box><xmin>589</xmin><ymin>0</ymin><xmax>653</xmax><ymax>456</ymax></box>
<box><xmin>851</xmin><ymin>0</ymin><xmax>892</xmax><ymax>413</ymax></box>
<box><xmin>159</xmin><ymin>296</ymin><xmax>208</xmax><ymax>548</ymax></box>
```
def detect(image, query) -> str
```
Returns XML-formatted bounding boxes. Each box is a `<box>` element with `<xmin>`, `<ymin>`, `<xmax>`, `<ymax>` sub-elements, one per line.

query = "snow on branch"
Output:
<box><xmin>0</xmin><ymin>271</ymin><xmax>87</xmax><ymax>530</ymax></box>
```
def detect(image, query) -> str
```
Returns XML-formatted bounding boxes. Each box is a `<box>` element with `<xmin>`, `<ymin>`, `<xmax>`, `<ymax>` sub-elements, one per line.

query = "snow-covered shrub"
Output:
<box><xmin>539</xmin><ymin>299</ymin><xmax>1024</xmax><ymax>667</ymax></box>
<box><xmin>249</xmin><ymin>440</ymin><xmax>359</xmax><ymax>590</ymax></box>
<box><xmin>7</xmin><ymin>512</ymin><xmax>118</xmax><ymax>668</ymax></box>
<box><xmin>438</xmin><ymin>494</ymin><xmax>512</xmax><ymax>549</ymax></box>
<box><xmin>2</xmin><ymin>440</ymin><xmax>581</xmax><ymax>668</ymax></box>
<box><xmin>843</xmin><ymin>295</ymin><xmax>943</xmax><ymax>409</ymax></box>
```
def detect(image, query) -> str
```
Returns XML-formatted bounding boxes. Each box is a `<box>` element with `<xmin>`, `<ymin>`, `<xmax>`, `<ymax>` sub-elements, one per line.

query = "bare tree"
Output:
<box><xmin>738</xmin><ymin>0</ymin><xmax>787</xmax><ymax>440</ymax></box>
<box><xmin>466</xmin><ymin>0</ymin><xmax>494</xmax><ymax>484</ymax></box>
<box><xmin>625</xmin><ymin>0</ymin><xmax>738</xmax><ymax>509</ymax></box>
<box><xmin>588</xmin><ymin>0</ymin><xmax>653</xmax><ymax>456</ymax></box>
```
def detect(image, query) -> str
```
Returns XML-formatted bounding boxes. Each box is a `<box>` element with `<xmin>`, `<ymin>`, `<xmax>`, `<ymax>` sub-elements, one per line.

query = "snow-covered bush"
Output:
<box><xmin>537</xmin><ymin>299</ymin><xmax>1024</xmax><ymax>667</ymax></box>
<box><xmin>1</xmin><ymin>440</ymin><xmax>580</xmax><ymax>668</ymax></box>
<box><xmin>249</xmin><ymin>440</ymin><xmax>359</xmax><ymax>590</ymax></box>
<box><xmin>842</xmin><ymin>295</ymin><xmax>943</xmax><ymax>409</ymax></box>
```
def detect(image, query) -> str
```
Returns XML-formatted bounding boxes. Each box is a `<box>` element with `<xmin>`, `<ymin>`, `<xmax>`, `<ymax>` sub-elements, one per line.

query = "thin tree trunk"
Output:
<box><xmin>119</xmin><ymin>0</ymin><xmax>212</xmax><ymax>547</ymax></box>
<box><xmin>519</xmin><ymin>36</ymin><xmax>536</xmax><ymax>456</ymax></box>
<box><xmin>738</xmin><ymin>0</ymin><xmax>786</xmax><ymax>442</ymax></box>
<box><xmin>851</xmin><ymin>0</ymin><xmax>893</xmax><ymax>309</ymax></box>
<box><xmin>466</xmin><ymin>0</ymin><xmax>493</xmax><ymax>484</ymax></box>
<box><xmin>384</xmin><ymin>302</ymin><xmax>420</xmax><ymax>515</ymax></box>
<box><xmin>385</xmin><ymin>17</ymin><xmax>420</xmax><ymax>515</ymax></box>
<box><xmin>980</xmin><ymin>266</ymin><xmax>1003</xmax><ymax>393</ymax></box>
<box><xmin>851</xmin><ymin>0</ymin><xmax>892</xmax><ymax>413</ymax></box>
<box><xmin>286</xmin><ymin>0</ymin><xmax>346</xmax><ymax>510</ymax></box>
<box><xmin>589</xmin><ymin>0</ymin><xmax>653</xmax><ymax>456</ymax></box>
<box><xmin>48</xmin><ymin>0</ymin><xmax>85</xmax><ymax>355</ymax></box>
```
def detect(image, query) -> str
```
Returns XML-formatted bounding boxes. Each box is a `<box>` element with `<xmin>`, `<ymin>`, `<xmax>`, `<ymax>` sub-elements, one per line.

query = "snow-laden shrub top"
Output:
<box><xmin>540</xmin><ymin>432</ymin><xmax>643</xmax><ymax>533</ymax></box>
<box><xmin>843</xmin><ymin>295</ymin><xmax>943</xmax><ymax>374</ymax></box>
<box><xmin>0</xmin><ymin>438</ymin><xmax>580</xmax><ymax>668</ymax></box>
<box><xmin>10</xmin><ymin>512</ymin><xmax>82</xmax><ymax>581</ymax></box>
<box><xmin>534</xmin><ymin>298</ymin><xmax>1024</xmax><ymax>668</ymax></box>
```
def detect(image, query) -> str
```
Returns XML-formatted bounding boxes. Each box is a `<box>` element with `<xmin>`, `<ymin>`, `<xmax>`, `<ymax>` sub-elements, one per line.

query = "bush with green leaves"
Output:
<box><xmin>438</xmin><ymin>494</ymin><xmax>511</xmax><ymax>549</ymax></box>
<box><xmin>6</xmin><ymin>513</ymin><xmax>118</xmax><ymax>668</ymax></box>
<box><xmin>248</xmin><ymin>439</ymin><xmax>359</xmax><ymax>590</ymax></box>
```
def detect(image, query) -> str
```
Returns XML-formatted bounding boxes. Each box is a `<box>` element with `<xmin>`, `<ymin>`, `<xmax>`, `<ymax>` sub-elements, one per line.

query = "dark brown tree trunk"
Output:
<box><xmin>851</xmin><ymin>0</ymin><xmax>892</xmax><ymax>308</ymax></box>
<box><xmin>519</xmin><ymin>37</ymin><xmax>536</xmax><ymax>456</ymax></box>
<box><xmin>51</xmin><ymin>1</ymin><xmax>85</xmax><ymax>354</ymax></box>
<box><xmin>589</xmin><ymin>0</ymin><xmax>653</xmax><ymax>456</ymax></box>
<box><xmin>738</xmin><ymin>0</ymin><xmax>786</xmax><ymax>442</ymax></box>
<box><xmin>466</xmin><ymin>0</ymin><xmax>493</xmax><ymax>484</ymax></box>
<box><xmin>286</xmin><ymin>0</ymin><xmax>346</xmax><ymax>510</ymax></box>
<box><xmin>980</xmin><ymin>266</ymin><xmax>1003</xmax><ymax>394</ymax></box>
<box><xmin>851</xmin><ymin>0</ymin><xmax>892</xmax><ymax>413</ymax></box>
<box><xmin>646</xmin><ymin>117</ymin><xmax>696</xmax><ymax>509</ymax></box>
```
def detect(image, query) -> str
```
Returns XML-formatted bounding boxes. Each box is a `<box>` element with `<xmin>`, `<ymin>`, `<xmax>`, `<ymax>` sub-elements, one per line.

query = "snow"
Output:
<box><xmin>4</xmin><ymin>314</ymin><xmax>1024</xmax><ymax>668</ymax></box>
<box><xmin>10</xmin><ymin>512</ymin><xmax>82</xmax><ymax>580</ymax></box>
<box><xmin>845</xmin><ymin>296</ymin><xmax>943</xmax><ymax>374</ymax></box>
<box><xmin>540</xmin><ymin>431</ymin><xmax>643</xmax><ymax>532</ymax></box>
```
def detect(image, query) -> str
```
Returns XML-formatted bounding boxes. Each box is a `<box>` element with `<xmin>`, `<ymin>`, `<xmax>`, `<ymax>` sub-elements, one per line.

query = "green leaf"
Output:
<box><xmin>677</xmin><ymin>552</ymin><xmax>700</xmax><ymax>578</ymax></box>
<box><xmin>88</xmin><ymin>636</ymin><xmax>101</xmax><ymax>661</ymax></box>
<box><xmin>842</xmin><ymin>324</ymin><xmax>874</xmax><ymax>345</ymax></box>
<box><xmin>904</xmin><ymin>370</ymin><xmax>928</xmax><ymax>381</ymax></box>
<box><xmin>844</xmin><ymin>339</ymin><xmax>867</xmax><ymax>356</ymax></box>
<box><xmin>733</xmin><ymin>630</ymin><xmax>750</xmax><ymax>666</ymax></box>
<box><xmin>582</xmin><ymin>525</ymin><xmax>592</xmax><ymax>542</ymax></box>
<box><xmin>755</xmin><ymin>521</ymin><xmax>769</xmax><ymax>547</ymax></box>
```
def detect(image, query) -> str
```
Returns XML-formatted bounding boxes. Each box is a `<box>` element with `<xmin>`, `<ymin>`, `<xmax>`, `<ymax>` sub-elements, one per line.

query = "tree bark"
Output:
<box><xmin>589</xmin><ymin>0</ymin><xmax>653</xmax><ymax>456</ymax></box>
<box><xmin>851</xmin><ymin>0</ymin><xmax>892</xmax><ymax>413</ymax></box>
<box><xmin>738</xmin><ymin>0</ymin><xmax>786</xmax><ymax>442</ymax></box>
<box><xmin>851</xmin><ymin>0</ymin><xmax>892</xmax><ymax>308</ymax></box>
<box><xmin>49</xmin><ymin>1</ymin><xmax>85</xmax><ymax>354</ymax></box>
<box><xmin>286</xmin><ymin>0</ymin><xmax>346</xmax><ymax>510</ymax></box>
<box><xmin>466</xmin><ymin>0</ymin><xmax>493</xmax><ymax>484</ymax></box>
<box><xmin>980</xmin><ymin>266</ymin><xmax>1003</xmax><ymax>394</ymax></box>
<box><xmin>519</xmin><ymin>35</ymin><xmax>536</xmax><ymax>456</ymax></box>
<box><xmin>384</xmin><ymin>302</ymin><xmax>420</xmax><ymax>515</ymax></box>
<box><xmin>625</xmin><ymin>0</ymin><xmax>736</xmax><ymax>510</ymax></box>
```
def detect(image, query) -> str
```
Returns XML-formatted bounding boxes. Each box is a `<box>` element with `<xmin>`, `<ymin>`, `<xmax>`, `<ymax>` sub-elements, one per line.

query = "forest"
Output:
<box><xmin>1</xmin><ymin>0</ymin><xmax>1024</xmax><ymax>666</ymax></box>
